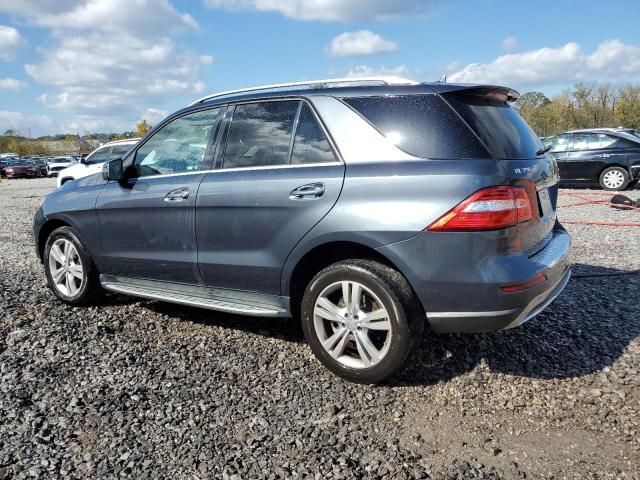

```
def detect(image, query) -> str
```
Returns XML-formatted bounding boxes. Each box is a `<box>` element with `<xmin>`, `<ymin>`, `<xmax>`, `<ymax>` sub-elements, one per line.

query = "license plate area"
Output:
<box><xmin>538</xmin><ymin>188</ymin><xmax>553</xmax><ymax>218</ymax></box>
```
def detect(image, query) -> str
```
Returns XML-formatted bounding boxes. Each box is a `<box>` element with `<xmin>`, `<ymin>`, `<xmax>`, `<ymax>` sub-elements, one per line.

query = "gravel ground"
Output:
<box><xmin>0</xmin><ymin>177</ymin><xmax>639</xmax><ymax>479</ymax></box>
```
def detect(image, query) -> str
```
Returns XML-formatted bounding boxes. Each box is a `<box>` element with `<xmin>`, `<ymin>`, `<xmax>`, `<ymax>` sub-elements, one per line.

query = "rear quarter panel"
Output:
<box><xmin>280</xmin><ymin>158</ymin><xmax>508</xmax><ymax>295</ymax></box>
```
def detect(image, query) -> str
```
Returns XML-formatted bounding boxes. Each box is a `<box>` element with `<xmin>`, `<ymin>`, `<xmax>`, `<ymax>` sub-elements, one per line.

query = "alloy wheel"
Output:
<box><xmin>48</xmin><ymin>238</ymin><xmax>84</xmax><ymax>297</ymax></box>
<box><xmin>313</xmin><ymin>280</ymin><xmax>392</xmax><ymax>369</ymax></box>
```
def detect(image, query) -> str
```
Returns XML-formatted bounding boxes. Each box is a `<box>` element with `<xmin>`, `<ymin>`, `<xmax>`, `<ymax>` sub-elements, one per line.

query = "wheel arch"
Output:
<box><xmin>37</xmin><ymin>218</ymin><xmax>71</xmax><ymax>262</ymax></box>
<box><xmin>599</xmin><ymin>163</ymin><xmax>632</xmax><ymax>177</ymax></box>
<box><xmin>286</xmin><ymin>240</ymin><xmax>418</xmax><ymax>319</ymax></box>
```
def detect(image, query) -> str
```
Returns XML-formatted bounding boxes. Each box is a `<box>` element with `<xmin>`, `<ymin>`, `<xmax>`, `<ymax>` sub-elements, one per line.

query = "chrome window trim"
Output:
<box><xmin>114</xmin><ymin>161</ymin><xmax>342</xmax><ymax>182</ymax></box>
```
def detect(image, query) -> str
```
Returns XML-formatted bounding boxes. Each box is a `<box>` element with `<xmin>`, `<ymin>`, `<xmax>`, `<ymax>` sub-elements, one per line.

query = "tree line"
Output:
<box><xmin>0</xmin><ymin>120</ymin><xmax>153</xmax><ymax>156</ymax></box>
<box><xmin>515</xmin><ymin>81</ymin><xmax>640</xmax><ymax>137</ymax></box>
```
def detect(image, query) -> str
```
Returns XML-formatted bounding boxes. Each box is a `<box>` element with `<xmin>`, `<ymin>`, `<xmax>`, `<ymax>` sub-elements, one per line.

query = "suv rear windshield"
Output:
<box><xmin>442</xmin><ymin>91</ymin><xmax>543</xmax><ymax>159</ymax></box>
<box><xmin>344</xmin><ymin>91</ymin><xmax>543</xmax><ymax>160</ymax></box>
<box><xmin>343</xmin><ymin>94</ymin><xmax>489</xmax><ymax>159</ymax></box>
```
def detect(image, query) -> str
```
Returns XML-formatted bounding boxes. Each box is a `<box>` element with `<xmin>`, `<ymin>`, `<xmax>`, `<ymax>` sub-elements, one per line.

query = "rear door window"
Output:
<box><xmin>569</xmin><ymin>134</ymin><xmax>607</xmax><ymax>151</ymax></box>
<box><xmin>291</xmin><ymin>104</ymin><xmax>336</xmax><ymax>165</ymax></box>
<box><xmin>223</xmin><ymin>101</ymin><xmax>299</xmax><ymax>169</ymax></box>
<box><xmin>442</xmin><ymin>91</ymin><xmax>544</xmax><ymax>159</ymax></box>
<box><xmin>343</xmin><ymin>95</ymin><xmax>489</xmax><ymax>159</ymax></box>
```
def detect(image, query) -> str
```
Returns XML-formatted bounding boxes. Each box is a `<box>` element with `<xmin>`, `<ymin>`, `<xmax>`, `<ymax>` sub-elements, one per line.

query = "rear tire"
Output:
<box><xmin>44</xmin><ymin>226</ymin><xmax>102</xmax><ymax>306</ymax></box>
<box><xmin>301</xmin><ymin>259</ymin><xmax>423</xmax><ymax>384</ymax></box>
<box><xmin>599</xmin><ymin>166</ymin><xmax>630</xmax><ymax>191</ymax></box>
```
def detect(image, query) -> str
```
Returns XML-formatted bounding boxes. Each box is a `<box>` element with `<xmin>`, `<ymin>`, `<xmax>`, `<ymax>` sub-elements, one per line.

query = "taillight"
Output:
<box><xmin>427</xmin><ymin>186</ymin><xmax>533</xmax><ymax>231</ymax></box>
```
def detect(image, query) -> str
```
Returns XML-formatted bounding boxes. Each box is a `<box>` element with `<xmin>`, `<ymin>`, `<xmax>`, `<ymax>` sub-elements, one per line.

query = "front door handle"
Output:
<box><xmin>290</xmin><ymin>182</ymin><xmax>325</xmax><ymax>200</ymax></box>
<box><xmin>600</xmin><ymin>154</ymin><xmax>611</xmax><ymax>159</ymax></box>
<box><xmin>164</xmin><ymin>187</ymin><xmax>189</xmax><ymax>202</ymax></box>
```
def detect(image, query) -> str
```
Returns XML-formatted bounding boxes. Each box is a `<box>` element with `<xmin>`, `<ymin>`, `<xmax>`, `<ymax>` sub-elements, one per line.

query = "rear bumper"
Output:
<box><xmin>426</xmin><ymin>267</ymin><xmax>570</xmax><ymax>332</ymax></box>
<box><xmin>376</xmin><ymin>222</ymin><xmax>572</xmax><ymax>333</ymax></box>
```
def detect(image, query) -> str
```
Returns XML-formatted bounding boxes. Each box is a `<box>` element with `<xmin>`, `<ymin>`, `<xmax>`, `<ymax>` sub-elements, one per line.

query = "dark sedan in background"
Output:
<box><xmin>3</xmin><ymin>158</ymin><xmax>39</xmax><ymax>179</ymax></box>
<box><xmin>543</xmin><ymin>129</ymin><xmax>640</xmax><ymax>190</ymax></box>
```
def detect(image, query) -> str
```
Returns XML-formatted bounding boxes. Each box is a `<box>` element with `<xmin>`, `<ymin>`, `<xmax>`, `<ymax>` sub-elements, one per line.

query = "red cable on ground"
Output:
<box><xmin>561</xmin><ymin>220</ymin><xmax>640</xmax><ymax>227</ymax></box>
<box><xmin>557</xmin><ymin>190</ymin><xmax>640</xmax><ymax>226</ymax></box>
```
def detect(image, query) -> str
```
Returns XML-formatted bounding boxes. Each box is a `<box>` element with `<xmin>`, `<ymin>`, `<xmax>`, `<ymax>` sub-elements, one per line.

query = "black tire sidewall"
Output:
<box><xmin>44</xmin><ymin>226</ymin><xmax>97</xmax><ymax>305</ymax></box>
<box><xmin>599</xmin><ymin>167</ymin><xmax>630</xmax><ymax>191</ymax></box>
<box><xmin>301</xmin><ymin>261</ymin><xmax>415</xmax><ymax>384</ymax></box>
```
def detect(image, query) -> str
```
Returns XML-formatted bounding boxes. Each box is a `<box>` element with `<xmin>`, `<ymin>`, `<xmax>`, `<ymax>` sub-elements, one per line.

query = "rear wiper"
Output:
<box><xmin>536</xmin><ymin>145</ymin><xmax>552</xmax><ymax>156</ymax></box>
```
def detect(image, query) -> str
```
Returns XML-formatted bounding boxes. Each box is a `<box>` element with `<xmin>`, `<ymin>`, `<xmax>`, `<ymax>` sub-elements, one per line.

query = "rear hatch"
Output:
<box><xmin>438</xmin><ymin>86</ymin><xmax>558</xmax><ymax>252</ymax></box>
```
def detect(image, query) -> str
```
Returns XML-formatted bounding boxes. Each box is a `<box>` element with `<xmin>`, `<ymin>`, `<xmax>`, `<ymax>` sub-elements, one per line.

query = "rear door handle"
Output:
<box><xmin>164</xmin><ymin>187</ymin><xmax>190</xmax><ymax>202</ymax></box>
<box><xmin>289</xmin><ymin>183</ymin><xmax>325</xmax><ymax>200</ymax></box>
<box><xmin>600</xmin><ymin>154</ymin><xmax>611</xmax><ymax>159</ymax></box>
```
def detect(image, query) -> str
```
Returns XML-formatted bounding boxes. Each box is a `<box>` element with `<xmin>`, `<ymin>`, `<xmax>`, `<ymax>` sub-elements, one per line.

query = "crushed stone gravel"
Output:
<box><xmin>0</xmin><ymin>178</ymin><xmax>638</xmax><ymax>479</ymax></box>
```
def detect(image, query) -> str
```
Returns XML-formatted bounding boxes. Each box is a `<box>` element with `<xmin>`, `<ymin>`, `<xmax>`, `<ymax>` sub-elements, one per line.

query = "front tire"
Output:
<box><xmin>599</xmin><ymin>166</ymin><xmax>630</xmax><ymax>191</ymax></box>
<box><xmin>44</xmin><ymin>226</ymin><xmax>102</xmax><ymax>305</ymax></box>
<box><xmin>301</xmin><ymin>260</ymin><xmax>423</xmax><ymax>384</ymax></box>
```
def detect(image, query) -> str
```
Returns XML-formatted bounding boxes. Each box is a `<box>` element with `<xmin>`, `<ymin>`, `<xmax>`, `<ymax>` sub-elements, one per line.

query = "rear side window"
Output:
<box><xmin>224</xmin><ymin>101</ymin><xmax>299</xmax><ymax>168</ymax></box>
<box><xmin>442</xmin><ymin>92</ymin><xmax>543</xmax><ymax>159</ymax></box>
<box><xmin>291</xmin><ymin>104</ymin><xmax>336</xmax><ymax>165</ymax></box>
<box><xmin>343</xmin><ymin>94</ymin><xmax>489</xmax><ymax>159</ymax></box>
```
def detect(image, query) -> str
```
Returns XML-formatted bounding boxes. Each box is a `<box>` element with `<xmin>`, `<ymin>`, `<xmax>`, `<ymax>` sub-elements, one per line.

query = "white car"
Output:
<box><xmin>56</xmin><ymin>138</ymin><xmax>140</xmax><ymax>187</ymax></box>
<box><xmin>47</xmin><ymin>157</ymin><xmax>77</xmax><ymax>177</ymax></box>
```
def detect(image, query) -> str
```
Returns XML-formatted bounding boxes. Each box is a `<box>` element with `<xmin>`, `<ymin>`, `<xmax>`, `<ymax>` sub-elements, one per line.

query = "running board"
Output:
<box><xmin>100</xmin><ymin>275</ymin><xmax>290</xmax><ymax>317</ymax></box>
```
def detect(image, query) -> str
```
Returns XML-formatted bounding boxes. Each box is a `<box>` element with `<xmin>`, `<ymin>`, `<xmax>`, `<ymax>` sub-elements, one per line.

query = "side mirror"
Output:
<box><xmin>102</xmin><ymin>158</ymin><xmax>123</xmax><ymax>181</ymax></box>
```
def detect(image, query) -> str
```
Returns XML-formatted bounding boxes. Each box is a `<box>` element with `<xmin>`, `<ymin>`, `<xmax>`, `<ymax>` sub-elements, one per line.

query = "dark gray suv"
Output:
<box><xmin>33</xmin><ymin>77</ymin><xmax>571</xmax><ymax>383</ymax></box>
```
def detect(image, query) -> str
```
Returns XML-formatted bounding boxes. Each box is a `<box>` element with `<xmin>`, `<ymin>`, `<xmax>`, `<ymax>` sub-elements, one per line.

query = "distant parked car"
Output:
<box><xmin>57</xmin><ymin>138</ymin><xmax>140</xmax><ymax>187</ymax></box>
<box><xmin>543</xmin><ymin>129</ymin><xmax>640</xmax><ymax>190</ymax></box>
<box><xmin>4</xmin><ymin>158</ymin><xmax>38</xmax><ymax>179</ymax></box>
<box><xmin>0</xmin><ymin>159</ymin><xmax>7</xmax><ymax>177</ymax></box>
<box><xmin>29</xmin><ymin>158</ymin><xmax>49</xmax><ymax>177</ymax></box>
<box><xmin>47</xmin><ymin>157</ymin><xmax>76</xmax><ymax>177</ymax></box>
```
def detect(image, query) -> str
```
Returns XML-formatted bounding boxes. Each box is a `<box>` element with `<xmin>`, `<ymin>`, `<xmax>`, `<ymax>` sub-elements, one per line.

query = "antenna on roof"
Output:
<box><xmin>438</xmin><ymin>74</ymin><xmax>447</xmax><ymax>83</ymax></box>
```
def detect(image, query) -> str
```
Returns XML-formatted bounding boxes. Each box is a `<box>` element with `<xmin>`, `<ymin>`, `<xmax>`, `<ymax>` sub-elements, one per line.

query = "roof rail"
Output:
<box><xmin>188</xmin><ymin>76</ymin><xmax>420</xmax><ymax>106</ymax></box>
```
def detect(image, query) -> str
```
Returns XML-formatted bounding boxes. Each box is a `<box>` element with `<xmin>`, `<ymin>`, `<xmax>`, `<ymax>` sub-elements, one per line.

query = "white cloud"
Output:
<box><xmin>346</xmin><ymin>65</ymin><xmax>411</xmax><ymax>78</ymax></box>
<box><xmin>0</xmin><ymin>0</ymin><xmax>210</xmax><ymax>133</ymax></box>
<box><xmin>502</xmin><ymin>35</ymin><xmax>518</xmax><ymax>53</ymax></box>
<box><xmin>0</xmin><ymin>110</ymin><xmax>52</xmax><ymax>135</ymax></box>
<box><xmin>0</xmin><ymin>25</ymin><xmax>26</xmax><ymax>60</ymax></box>
<box><xmin>0</xmin><ymin>0</ymin><xmax>197</xmax><ymax>35</ymax></box>
<box><xmin>327</xmin><ymin>30</ymin><xmax>397</xmax><ymax>57</ymax></box>
<box><xmin>447</xmin><ymin>40</ymin><xmax>640</xmax><ymax>88</ymax></box>
<box><xmin>0</xmin><ymin>77</ymin><xmax>27</xmax><ymax>90</ymax></box>
<box><xmin>141</xmin><ymin>108</ymin><xmax>169</xmax><ymax>125</ymax></box>
<box><xmin>203</xmin><ymin>0</ymin><xmax>430</xmax><ymax>21</ymax></box>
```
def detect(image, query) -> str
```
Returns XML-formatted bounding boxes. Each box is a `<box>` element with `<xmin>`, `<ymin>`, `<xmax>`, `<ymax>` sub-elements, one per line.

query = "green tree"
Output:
<box><xmin>135</xmin><ymin>120</ymin><xmax>152</xmax><ymax>137</ymax></box>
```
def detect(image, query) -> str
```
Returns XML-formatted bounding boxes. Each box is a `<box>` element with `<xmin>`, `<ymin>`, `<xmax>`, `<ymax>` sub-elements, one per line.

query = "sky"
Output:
<box><xmin>0</xmin><ymin>0</ymin><xmax>639</xmax><ymax>137</ymax></box>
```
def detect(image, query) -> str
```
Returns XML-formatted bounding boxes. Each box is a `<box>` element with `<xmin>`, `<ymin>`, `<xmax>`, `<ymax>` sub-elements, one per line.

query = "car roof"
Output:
<box><xmin>103</xmin><ymin>137</ymin><xmax>140</xmax><ymax>146</ymax></box>
<box><xmin>185</xmin><ymin>82</ymin><xmax>517</xmax><ymax>111</ymax></box>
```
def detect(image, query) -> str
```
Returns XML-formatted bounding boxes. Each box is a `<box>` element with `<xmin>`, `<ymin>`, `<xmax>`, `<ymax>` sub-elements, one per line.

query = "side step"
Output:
<box><xmin>100</xmin><ymin>275</ymin><xmax>290</xmax><ymax>317</ymax></box>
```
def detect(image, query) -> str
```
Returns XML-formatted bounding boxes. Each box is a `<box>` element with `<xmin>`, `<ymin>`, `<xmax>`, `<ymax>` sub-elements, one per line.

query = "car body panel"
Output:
<box><xmin>94</xmin><ymin>173</ymin><xmax>207</xmax><ymax>284</ymax></box>
<box><xmin>197</xmin><ymin>163</ymin><xmax>345</xmax><ymax>295</ymax></box>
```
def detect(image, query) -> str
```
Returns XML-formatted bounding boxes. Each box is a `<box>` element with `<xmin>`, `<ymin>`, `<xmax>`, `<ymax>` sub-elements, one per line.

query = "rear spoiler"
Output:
<box><xmin>428</xmin><ymin>83</ymin><xmax>520</xmax><ymax>103</ymax></box>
